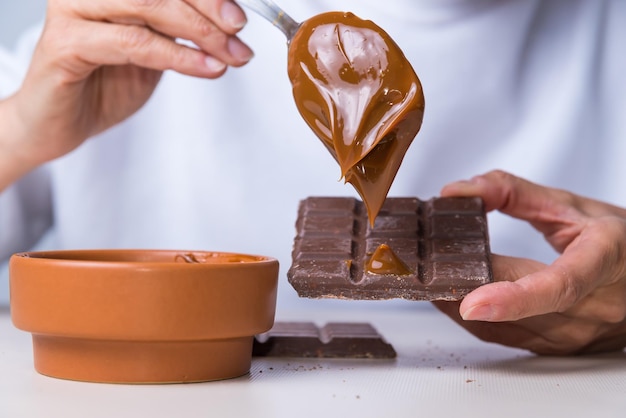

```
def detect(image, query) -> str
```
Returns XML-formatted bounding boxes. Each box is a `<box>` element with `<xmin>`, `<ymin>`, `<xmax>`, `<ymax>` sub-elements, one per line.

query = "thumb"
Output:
<box><xmin>459</xmin><ymin>254</ymin><xmax>547</xmax><ymax>321</ymax></box>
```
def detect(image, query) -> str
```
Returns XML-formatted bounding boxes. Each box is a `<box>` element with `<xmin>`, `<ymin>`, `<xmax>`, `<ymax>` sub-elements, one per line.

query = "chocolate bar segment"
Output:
<box><xmin>252</xmin><ymin>322</ymin><xmax>396</xmax><ymax>359</ymax></box>
<box><xmin>287</xmin><ymin>196</ymin><xmax>493</xmax><ymax>301</ymax></box>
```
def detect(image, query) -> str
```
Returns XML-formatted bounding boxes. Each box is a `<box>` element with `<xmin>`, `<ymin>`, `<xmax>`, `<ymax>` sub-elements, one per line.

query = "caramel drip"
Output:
<box><xmin>288</xmin><ymin>12</ymin><xmax>424</xmax><ymax>223</ymax></box>
<box><xmin>365</xmin><ymin>244</ymin><xmax>412</xmax><ymax>275</ymax></box>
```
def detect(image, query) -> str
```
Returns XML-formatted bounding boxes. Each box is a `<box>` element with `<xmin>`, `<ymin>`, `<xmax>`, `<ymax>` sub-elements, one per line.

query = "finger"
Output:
<box><xmin>435</xmin><ymin>299</ymin><xmax>616</xmax><ymax>355</ymax></box>
<box><xmin>47</xmin><ymin>19</ymin><xmax>228</xmax><ymax>79</ymax></box>
<box><xmin>459</xmin><ymin>269</ymin><xmax>585</xmax><ymax>322</ymax></box>
<box><xmin>441</xmin><ymin>170</ymin><xmax>580</xmax><ymax>223</ymax></box>
<box><xmin>459</xmin><ymin>254</ymin><xmax>547</xmax><ymax>321</ymax></box>
<box><xmin>441</xmin><ymin>170</ymin><xmax>592</xmax><ymax>251</ymax></box>
<box><xmin>61</xmin><ymin>0</ymin><xmax>253</xmax><ymax>66</ymax></box>
<box><xmin>461</xmin><ymin>218</ymin><xmax>626</xmax><ymax>321</ymax></box>
<box><xmin>443</xmin><ymin>170</ymin><xmax>626</xmax><ymax>219</ymax></box>
<box><xmin>184</xmin><ymin>0</ymin><xmax>248</xmax><ymax>33</ymax></box>
<box><xmin>432</xmin><ymin>300</ymin><xmax>551</xmax><ymax>352</ymax></box>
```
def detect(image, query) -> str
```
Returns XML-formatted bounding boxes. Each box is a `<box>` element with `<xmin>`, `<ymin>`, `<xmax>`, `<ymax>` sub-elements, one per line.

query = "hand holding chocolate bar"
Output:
<box><xmin>434</xmin><ymin>170</ymin><xmax>626</xmax><ymax>355</ymax></box>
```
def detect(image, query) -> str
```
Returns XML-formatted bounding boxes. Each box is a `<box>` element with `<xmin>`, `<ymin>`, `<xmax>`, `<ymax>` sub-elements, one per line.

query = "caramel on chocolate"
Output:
<box><xmin>287</xmin><ymin>12</ymin><xmax>425</xmax><ymax>223</ymax></box>
<box><xmin>366</xmin><ymin>244</ymin><xmax>412</xmax><ymax>275</ymax></box>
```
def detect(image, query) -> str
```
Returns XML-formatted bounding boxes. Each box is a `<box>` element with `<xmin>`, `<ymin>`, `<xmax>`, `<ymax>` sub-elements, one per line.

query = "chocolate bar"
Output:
<box><xmin>287</xmin><ymin>196</ymin><xmax>493</xmax><ymax>301</ymax></box>
<box><xmin>252</xmin><ymin>322</ymin><xmax>396</xmax><ymax>358</ymax></box>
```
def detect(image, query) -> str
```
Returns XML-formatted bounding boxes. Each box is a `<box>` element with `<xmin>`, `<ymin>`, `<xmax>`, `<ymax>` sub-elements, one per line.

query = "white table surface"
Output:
<box><xmin>1</xmin><ymin>302</ymin><xmax>625</xmax><ymax>418</ymax></box>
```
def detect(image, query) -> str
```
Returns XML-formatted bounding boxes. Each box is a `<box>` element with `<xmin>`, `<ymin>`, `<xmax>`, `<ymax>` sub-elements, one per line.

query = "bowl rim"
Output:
<box><xmin>11</xmin><ymin>249</ymin><xmax>278</xmax><ymax>267</ymax></box>
<box><xmin>9</xmin><ymin>248</ymin><xmax>280</xmax><ymax>341</ymax></box>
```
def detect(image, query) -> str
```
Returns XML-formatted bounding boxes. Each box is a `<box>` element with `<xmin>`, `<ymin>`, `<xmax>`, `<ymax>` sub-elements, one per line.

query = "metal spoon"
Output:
<box><xmin>234</xmin><ymin>0</ymin><xmax>300</xmax><ymax>40</ymax></box>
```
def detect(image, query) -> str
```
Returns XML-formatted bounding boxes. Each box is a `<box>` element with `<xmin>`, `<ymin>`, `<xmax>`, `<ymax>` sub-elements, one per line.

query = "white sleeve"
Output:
<box><xmin>0</xmin><ymin>47</ymin><xmax>23</xmax><ymax>98</ymax></box>
<box><xmin>0</xmin><ymin>24</ymin><xmax>41</xmax><ymax>97</ymax></box>
<box><xmin>0</xmin><ymin>166</ymin><xmax>53</xmax><ymax>306</ymax></box>
<box><xmin>0</xmin><ymin>167</ymin><xmax>53</xmax><ymax>261</ymax></box>
<box><xmin>0</xmin><ymin>25</ymin><xmax>51</xmax><ymax>304</ymax></box>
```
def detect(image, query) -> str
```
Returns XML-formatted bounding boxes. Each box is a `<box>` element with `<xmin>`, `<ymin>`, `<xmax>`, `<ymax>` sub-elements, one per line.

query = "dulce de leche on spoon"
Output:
<box><xmin>287</xmin><ymin>12</ymin><xmax>425</xmax><ymax>223</ymax></box>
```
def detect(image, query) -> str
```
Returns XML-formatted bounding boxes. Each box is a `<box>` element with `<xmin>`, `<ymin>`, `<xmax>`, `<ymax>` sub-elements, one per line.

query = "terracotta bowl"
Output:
<box><xmin>9</xmin><ymin>249</ymin><xmax>279</xmax><ymax>384</ymax></box>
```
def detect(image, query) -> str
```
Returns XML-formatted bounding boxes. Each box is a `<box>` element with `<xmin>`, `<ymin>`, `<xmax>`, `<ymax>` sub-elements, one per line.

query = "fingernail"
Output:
<box><xmin>204</xmin><ymin>56</ymin><xmax>227</xmax><ymax>72</ymax></box>
<box><xmin>221</xmin><ymin>1</ymin><xmax>247</xmax><ymax>30</ymax></box>
<box><xmin>461</xmin><ymin>304</ymin><xmax>496</xmax><ymax>321</ymax></box>
<box><xmin>227</xmin><ymin>37</ymin><xmax>254</xmax><ymax>63</ymax></box>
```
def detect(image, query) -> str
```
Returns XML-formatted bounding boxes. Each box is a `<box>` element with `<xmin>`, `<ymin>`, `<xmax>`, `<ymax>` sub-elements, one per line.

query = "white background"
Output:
<box><xmin>0</xmin><ymin>0</ymin><xmax>46</xmax><ymax>49</ymax></box>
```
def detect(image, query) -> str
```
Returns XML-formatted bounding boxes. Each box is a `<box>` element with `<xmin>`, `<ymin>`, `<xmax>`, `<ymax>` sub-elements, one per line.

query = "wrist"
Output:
<box><xmin>0</xmin><ymin>95</ymin><xmax>45</xmax><ymax>191</ymax></box>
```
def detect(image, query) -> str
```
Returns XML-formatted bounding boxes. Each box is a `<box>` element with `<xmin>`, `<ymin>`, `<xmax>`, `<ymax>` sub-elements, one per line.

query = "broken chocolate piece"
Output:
<box><xmin>287</xmin><ymin>196</ymin><xmax>493</xmax><ymax>301</ymax></box>
<box><xmin>253</xmin><ymin>322</ymin><xmax>396</xmax><ymax>359</ymax></box>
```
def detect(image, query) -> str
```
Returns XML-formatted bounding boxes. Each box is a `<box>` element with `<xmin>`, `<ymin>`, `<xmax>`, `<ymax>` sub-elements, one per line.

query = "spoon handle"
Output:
<box><xmin>235</xmin><ymin>0</ymin><xmax>300</xmax><ymax>39</ymax></box>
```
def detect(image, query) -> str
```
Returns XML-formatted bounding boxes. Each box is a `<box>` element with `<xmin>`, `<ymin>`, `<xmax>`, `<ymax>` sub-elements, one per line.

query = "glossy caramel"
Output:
<box><xmin>288</xmin><ymin>12</ymin><xmax>424</xmax><ymax>223</ymax></box>
<box><xmin>365</xmin><ymin>244</ymin><xmax>411</xmax><ymax>275</ymax></box>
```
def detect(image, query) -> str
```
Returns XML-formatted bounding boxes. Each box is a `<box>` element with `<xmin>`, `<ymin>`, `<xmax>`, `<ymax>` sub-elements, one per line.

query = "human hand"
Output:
<box><xmin>0</xmin><ymin>0</ymin><xmax>253</xmax><ymax>187</ymax></box>
<box><xmin>432</xmin><ymin>170</ymin><xmax>626</xmax><ymax>355</ymax></box>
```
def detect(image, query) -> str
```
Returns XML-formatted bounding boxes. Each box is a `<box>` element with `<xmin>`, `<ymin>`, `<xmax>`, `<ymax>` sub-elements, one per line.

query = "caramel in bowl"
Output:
<box><xmin>9</xmin><ymin>250</ymin><xmax>279</xmax><ymax>384</ymax></box>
